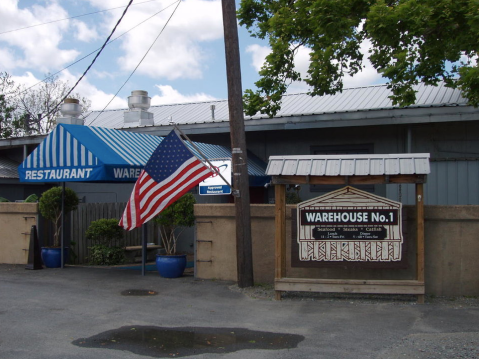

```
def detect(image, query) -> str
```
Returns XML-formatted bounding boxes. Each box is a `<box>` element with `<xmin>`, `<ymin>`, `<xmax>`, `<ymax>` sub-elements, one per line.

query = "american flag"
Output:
<box><xmin>120</xmin><ymin>130</ymin><xmax>213</xmax><ymax>230</ymax></box>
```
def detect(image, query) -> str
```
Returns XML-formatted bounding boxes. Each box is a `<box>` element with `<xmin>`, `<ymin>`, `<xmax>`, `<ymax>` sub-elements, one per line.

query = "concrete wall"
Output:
<box><xmin>195</xmin><ymin>204</ymin><xmax>479</xmax><ymax>296</ymax></box>
<box><xmin>0</xmin><ymin>203</ymin><xmax>38</xmax><ymax>264</ymax></box>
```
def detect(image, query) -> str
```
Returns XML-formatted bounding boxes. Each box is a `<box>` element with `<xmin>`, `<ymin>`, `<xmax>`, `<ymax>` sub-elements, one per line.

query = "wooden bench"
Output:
<box><xmin>124</xmin><ymin>245</ymin><xmax>163</xmax><ymax>263</ymax></box>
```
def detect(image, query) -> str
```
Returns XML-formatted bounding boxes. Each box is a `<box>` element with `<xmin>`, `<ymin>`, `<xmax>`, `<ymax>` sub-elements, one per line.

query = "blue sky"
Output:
<box><xmin>1</xmin><ymin>0</ymin><xmax>384</xmax><ymax>111</ymax></box>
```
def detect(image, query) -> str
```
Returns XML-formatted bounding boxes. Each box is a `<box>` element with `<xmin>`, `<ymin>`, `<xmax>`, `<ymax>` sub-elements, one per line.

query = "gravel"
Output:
<box><xmin>229</xmin><ymin>284</ymin><xmax>479</xmax><ymax>308</ymax></box>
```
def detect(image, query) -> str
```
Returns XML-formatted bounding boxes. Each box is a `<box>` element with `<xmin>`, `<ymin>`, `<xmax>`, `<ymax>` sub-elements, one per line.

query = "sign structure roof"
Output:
<box><xmin>266</xmin><ymin>153</ymin><xmax>431</xmax><ymax>177</ymax></box>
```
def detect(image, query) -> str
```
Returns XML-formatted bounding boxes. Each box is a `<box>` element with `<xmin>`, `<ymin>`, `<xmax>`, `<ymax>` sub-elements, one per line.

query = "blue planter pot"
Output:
<box><xmin>155</xmin><ymin>254</ymin><xmax>187</xmax><ymax>278</ymax></box>
<box><xmin>41</xmin><ymin>247</ymin><xmax>69</xmax><ymax>268</ymax></box>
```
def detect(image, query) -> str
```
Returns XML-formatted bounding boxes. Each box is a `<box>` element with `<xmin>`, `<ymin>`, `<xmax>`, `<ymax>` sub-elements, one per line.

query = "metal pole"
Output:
<box><xmin>173</xmin><ymin>124</ymin><xmax>233</xmax><ymax>189</ymax></box>
<box><xmin>222</xmin><ymin>0</ymin><xmax>254</xmax><ymax>287</ymax></box>
<box><xmin>61</xmin><ymin>182</ymin><xmax>65</xmax><ymax>268</ymax></box>
<box><xmin>141</xmin><ymin>224</ymin><xmax>147</xmax><ymax>276</ymax></box>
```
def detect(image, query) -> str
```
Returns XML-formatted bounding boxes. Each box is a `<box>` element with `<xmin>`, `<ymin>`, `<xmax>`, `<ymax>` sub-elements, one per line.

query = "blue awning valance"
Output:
<box><xmin>18</xmin><ymin>124</ymin><xmax>269</xmax><ymax>185</ymax></box>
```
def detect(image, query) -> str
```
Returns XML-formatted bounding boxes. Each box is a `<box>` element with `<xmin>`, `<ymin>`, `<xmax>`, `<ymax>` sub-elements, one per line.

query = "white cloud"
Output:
<box><xmin>91</xmin><ymin>70</ymin><xmax>116</xmax><ymax>80</ymax></box>
<box><xmin>0</xmin><ymin>0</ymin><xmax>80</xmax><ymax>73</ymax></box>
<box><xmin>72</xmin><ymin>20</ymin><xmax>99</xmax><ymax>42</ymax></box>
<box><xmin>11</xmin><ymin>71</ymin><xmax>39</xmax><ymax>88</ymax></box>
<box><xmin>59</xmin><ymin>72</ymin><xmax>128</xmax><ymax>111</ymax></box>
<box><xmin>151</xmin><ymin>84</ymin><xmax>217</xmax><ymax>105</ymax></box>
<box><xmin>0</xmin><ymin>48</ymin><xmax>17</xmax><ymax>71</ymax></box>
<box><xmin>246</xmin><ymin>44</ymin><xmax>270</xmax><ymax>71</ymax></box>
<box><xmin>11</xmin><ymin>71</ymin><xmax>127</xmax><ymax>111</ymax></box>
<box><xmin>88</xmin><ymin>0</ymin><xmax>224</xmax><ymax>80</ymax></box>
<box><xmin>245</xmin><ymin>39</ymin><xmax>383</xmax><ymax>94</ymax></box>
<box><xmin>459</xmin><ymin>53</ymin><xmax>478</xmax><ymax>67</ymax></box>
<box><xmin>343</xmin><ymin>38</ymin><xmax>383</xmax><ymax>88</ymax></box>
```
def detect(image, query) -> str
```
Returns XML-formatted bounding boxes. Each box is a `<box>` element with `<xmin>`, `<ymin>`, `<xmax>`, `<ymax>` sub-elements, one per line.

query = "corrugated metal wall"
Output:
<box><xmin>387</xmin><ymin>160</ymin><xmax>479</xmax><ymax>205</ymax></box>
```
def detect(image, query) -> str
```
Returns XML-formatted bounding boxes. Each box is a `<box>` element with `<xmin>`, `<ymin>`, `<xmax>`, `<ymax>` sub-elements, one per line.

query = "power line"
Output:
<box><xmin>89</xmin><ymin>0</ymin><xmax>182</xmax><ymax>125</ymax></box>
<box><xmin>0</xmin><ymin>0</ymin><xmax>161</xmax><ymax>36</ymax></box>
<box><xmin>17</xmin><ymin>0</ymin><xmax>180</xmax><ymax>96</ymax></box>
<box><xmin>41</xmin><ymin>0</ymin><xmax>135</xmax><ymax>123</ymax></box>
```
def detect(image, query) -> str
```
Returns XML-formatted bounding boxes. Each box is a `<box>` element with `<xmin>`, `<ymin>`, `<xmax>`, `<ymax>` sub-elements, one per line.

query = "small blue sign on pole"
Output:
<box><xmin>199</xmin><ymin>160</ymin><xmax>232</xmax><ymax>195</ymax></box>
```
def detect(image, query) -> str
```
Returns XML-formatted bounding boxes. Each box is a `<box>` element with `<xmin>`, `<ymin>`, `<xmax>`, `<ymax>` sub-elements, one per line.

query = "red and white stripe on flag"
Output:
<box><xmin>119</xmin><ymin>130</ymin><xmax>212</xmax><ymax>230</ymax></box>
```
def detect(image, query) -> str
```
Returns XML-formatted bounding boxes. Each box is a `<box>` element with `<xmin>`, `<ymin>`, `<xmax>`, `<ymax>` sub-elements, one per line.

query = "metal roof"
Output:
<box><xmin>83</xmin><ymin>82</ymin><xmax>467</xmax><ymax>130</ymax></box>
<box><xmin>266</xmin><ymin>153</ymin><xmax>430</xmax><ymax>177</ymax></box>
<box><xmin>0</xmin><ymin>157</ymin><xmax>20</xmax><ymax>178</ymax></box>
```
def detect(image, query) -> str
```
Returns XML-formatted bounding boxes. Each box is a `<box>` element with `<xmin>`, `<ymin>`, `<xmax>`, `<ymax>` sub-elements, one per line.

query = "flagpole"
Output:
<box><xmin>173</xmin><ymin>124</ymin><xmax>234</xmax><ymax>190</ymax></box>
<box><xmin>141</xmin><ymin>224</ymin><xmax>147</xmax><ymax>276</ymax></box>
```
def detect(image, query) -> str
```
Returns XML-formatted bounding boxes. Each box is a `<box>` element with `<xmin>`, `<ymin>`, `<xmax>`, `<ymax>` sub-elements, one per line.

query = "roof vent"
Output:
<box><xmin>211</xmin><ymin>104</ymin><xmax>215</xmax><ymax>121</ymax></box>
<box><xmin>57</xmin><ymin>98</ymin><xmax>84</xmax><ymax>126</ymax></box>
<box><xmin>128</xmin><ymin>90</ymin><xmax>151</xmax><ymax>111</ymax></box>
<box><xmin>124</xmin><ymin>90</ymin><xmax>154</xmax><ymax>126</ymax></box>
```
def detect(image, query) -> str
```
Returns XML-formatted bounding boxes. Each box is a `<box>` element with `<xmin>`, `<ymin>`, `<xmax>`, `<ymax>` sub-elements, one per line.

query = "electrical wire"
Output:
<box><xmin>0</xmin><ymin>0</ymin><xmax>161</xmax><ymax>36</ymax></box>
<box><xmin>17</xmin><ymin>0</ymin><xmax>180</xmax><ymax>96</ymax></box>
<box><xmin>89</xmin><ymin>0</ymin><xmax>181</xmax><ymax>125</ymax></box>
<box><xmin>41</xmin><ymin>0</ymin><xmax>134</xmax><ymax>123</ymax></box>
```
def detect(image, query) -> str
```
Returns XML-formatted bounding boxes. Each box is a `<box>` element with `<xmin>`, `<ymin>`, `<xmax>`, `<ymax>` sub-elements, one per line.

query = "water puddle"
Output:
<box><xmin>72</xmin><ymin>326</ymin><xmax>304</xmax><ymax>357</ymax></box>
<box><xmin>121</xmin><ymin>289</ymin><xmax>158</xmax><ymax>296</ymax></box>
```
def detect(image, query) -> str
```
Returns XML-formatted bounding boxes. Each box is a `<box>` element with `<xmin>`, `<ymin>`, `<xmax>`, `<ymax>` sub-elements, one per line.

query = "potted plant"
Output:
<box><xmin>86</xmin><ymin>218</ymin><xmax>126</xmax><ymax>266</ymax></box>
<box><xmin>38</xmin><ymin>186</ymin><xmax>79</xmax><ymax>268</ymax></box>
<box><xmin>153</xmin><ymin>192</ymin><xmax>196</xmax><ymax>278</ymax></box>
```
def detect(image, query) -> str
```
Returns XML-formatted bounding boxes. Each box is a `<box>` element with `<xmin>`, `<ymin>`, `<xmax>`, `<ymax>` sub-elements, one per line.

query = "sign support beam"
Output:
<box><xmin>275</xmin><ymin>184</ymin><xmax>286</xmax><ymax>300</ymax></box>
<box><xmin>416</xmin><ymin>183</ymin><xmax>425</xmax><ymax>304</ymax></box>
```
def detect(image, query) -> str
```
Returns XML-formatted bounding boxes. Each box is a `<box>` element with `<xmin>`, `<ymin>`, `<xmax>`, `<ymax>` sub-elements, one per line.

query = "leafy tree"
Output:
<box><xmin>154</xmin><ymin>193</ymin><xmax>196</xmax><ymax>255</ymax></box>
<box><xmin>0</xmin><ymin>72</ymin><xmax>24</xmax><ymax>138</ymax></box>
<box><xmin>17</xmin><ymin>73</ymin><xmax>91</xmax><ymax>135</ymax></box>
<box><xmin>238</xmin><ymin>0</ymin><xmax>479</xmax><ymax>116</ymax></box>
<box><xmin>39</xmin><ymin>186</ymin><xmax>79</xmax><ymax>247</ymax></box>
<box><xmin>0</xmin><ymin>72</ymin><xmax>91</xmax><ymax>138</ymax></box>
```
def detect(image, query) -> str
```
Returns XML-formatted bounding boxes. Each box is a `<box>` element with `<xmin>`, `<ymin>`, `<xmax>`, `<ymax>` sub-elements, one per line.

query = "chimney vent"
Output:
<box><xmin>128</xmin><ymin>90</ymin><xmax>151</xmax><ymax>111</ymax></box>
<box><xmin>124</xmin><ymin>90</ymin><xmax>154</xmax><ymax>126</ymax></box>
<box><xmin>57</xmin><ymin>98</ymin><xmax>84</xmax><ymax>125</ymax></box>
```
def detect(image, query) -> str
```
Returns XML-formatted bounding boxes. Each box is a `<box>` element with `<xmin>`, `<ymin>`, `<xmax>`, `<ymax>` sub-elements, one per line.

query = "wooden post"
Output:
<box><xmin>416</xmin><ymin>183</ymin><xmax>425</xmax><ymax>304</ymax></box>
<box><xmin>275</xmin><ymin>184</ymin><xmax>286</xmax><ymax>300</ymax></box>
<box><xmin>221</xmin><ymin>0</ymin><xmax>254</xmax><ymax>288</ymax></box>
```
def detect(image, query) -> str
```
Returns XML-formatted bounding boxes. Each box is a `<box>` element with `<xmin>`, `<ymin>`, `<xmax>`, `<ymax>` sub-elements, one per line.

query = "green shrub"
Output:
<box><xmin>286</xmin><ymin>191</ymin><xmax>302</xmax><ymax>204</ymax></box>
<box><xmin>153</xmin><ymin>193</ymin><xmax>196</xmax><ymax>255</ymax></box>
<box><xmin>39</xmin><ymin>187</ymin><xmax>79</xmax><ymax>247</ymax></box>
<box><xmin>86</xmin><ymin>218</ymin><xmax>125</xmax><ymax>266</ymax></box>
<box><xmin>86</xmin><ymin>218</ymin><xmax>123</xmax><ymax>246</ymax></box>
<box><xmin>88</xmin><ymin>244</ymin><xmax>125</xmax><ymax>266</ymax></box>
<box><xmin>24</xmin><ymin>194</ymin><xmax>38</xmax><ymax>202</ymax></box>
<box><xmin>0</xmin><ymin>197</ymin><xmax>9</xmax><ymax>202</ymax></box>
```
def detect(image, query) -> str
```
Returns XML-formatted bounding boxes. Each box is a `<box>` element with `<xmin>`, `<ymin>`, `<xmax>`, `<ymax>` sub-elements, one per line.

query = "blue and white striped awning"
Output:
<box><xmin>18</xmin><ymin>124</ymin><xmax>269</xmax><ymax>185</ymax></box>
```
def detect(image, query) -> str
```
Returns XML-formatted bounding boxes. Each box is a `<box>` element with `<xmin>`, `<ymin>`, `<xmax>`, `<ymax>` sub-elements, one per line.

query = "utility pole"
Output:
<box><xmin>221</xmin><ymin>0</ymin><xmax>254</xmax><ymax>287</ymax></box>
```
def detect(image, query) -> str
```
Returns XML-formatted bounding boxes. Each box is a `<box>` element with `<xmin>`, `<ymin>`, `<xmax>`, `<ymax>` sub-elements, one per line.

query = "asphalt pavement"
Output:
<box><xmin>0</xmin><ymin>264</ymin><xmax>478</xmax><ymax>359</ymax></box>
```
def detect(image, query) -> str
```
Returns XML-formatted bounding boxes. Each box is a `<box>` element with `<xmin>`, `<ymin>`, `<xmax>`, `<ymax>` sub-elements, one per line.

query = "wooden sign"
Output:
<box><xmin>296</xmin><ymin>186</ymin><xmax>403</xmax><ymax>264</ymax></box>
